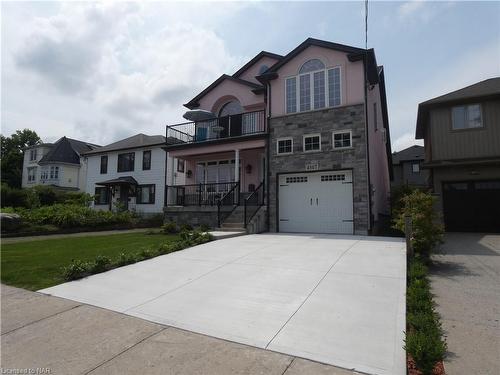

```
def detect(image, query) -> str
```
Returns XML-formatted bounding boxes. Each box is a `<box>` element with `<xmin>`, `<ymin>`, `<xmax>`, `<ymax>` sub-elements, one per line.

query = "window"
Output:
<box><xmin>286</xmin><ymin>77</ymin><xmax>297</xmax><ymax>113</ymax></box>
<box><xmin>29</xmin><ymin>149</ymin><xmax>37</xmax><ymax>161</ymax></box>
<box><xmin>117</xmin><ymin>152</ymin><xmax>135</xmax><ymax>172</ymax></box>
<box><xmin>100</xmin><ymin>155</ymin><xmax>108</xmax><ymax>174</ymax></box>
<box><xmin>94</xmin><ymin>187</ymin><xmax>110</xmax><ymax>205</ymax></box>
<box><xmin>49</xmin><ymin>166</ymin><xmax>59</xmax><ymax>179</ymax></box>
<box><xmin>285</xmin><ymin>62</ymin><xmax>341</xmax><ymax>114</ymax></box>
<box><xmin>373</xmin><ymin>103</ymin><xmax>378</xmax><ymax>131</ymax></box>
<box><xmin>277</xmin><ymin>138</ymin><xmax>293</xmax><ymax>155</ymax></box>
<box><xmin>27</xmin><ymin>167</ymin><xmax>37</xmax><ymax>182</ymax></box>
<box><xmin>412</xmin><ymin>163</ymin><xmax>420</xmax><ymax>173</ymax></box>
<box><xmin>333</xmin><ymin>131</ymin><xmax>352</xmax><ymax>149</ymax></box>
<box><xmin>142</xmin><ymin>150</ymin><xmax>151</xmax><ymax>170</ymax></box>
<box><xmin>177</xmin><ymin>159</ymin><xmax>185</xmax><ymax>173</ymax></box>
<box><xmin>299</xmin><ymin>74</ymin><xmax>311</xmax><ymax>112</ymax></box>
<box><xmin>452</xmin><ymin>104</ymin><xmax>482</xmax><ymax>130</ymax></box>
<box><xmin>303</xmin><ymin>134</ymin><xmax>321</xmax><ymax>152</ymax></box>
<box><xmin>40</xmin><ymin>167</ymin><xmax>48</xmax><ymax>181</ymax></box>
<box><xmin>136</xmin><ymin>184</ymin><xmax>155</xmax><ymax>204</ymax></box>
<box><xmin>321</xmin><ymin>174</ymin><xmax>346</xmax><ymax>181</ymax></box>
<box><xmin>286</xmin><ymin>176</ymin><xmax>308</xmax><ymax>183</ymax></box>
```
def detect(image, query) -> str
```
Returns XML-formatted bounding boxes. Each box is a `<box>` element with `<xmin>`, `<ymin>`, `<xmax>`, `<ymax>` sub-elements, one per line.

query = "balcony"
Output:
<box><xmin>166</xmin><ymin>110</ymin><xmax>266</xmax><ymax>147</ymax></box>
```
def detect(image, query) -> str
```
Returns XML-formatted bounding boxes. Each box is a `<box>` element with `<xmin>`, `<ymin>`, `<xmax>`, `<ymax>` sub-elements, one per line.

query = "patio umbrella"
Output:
<box><xmin>183</xmin><ymin>109</ymin><xmax>216</xmax><ymax>122</ymax></box>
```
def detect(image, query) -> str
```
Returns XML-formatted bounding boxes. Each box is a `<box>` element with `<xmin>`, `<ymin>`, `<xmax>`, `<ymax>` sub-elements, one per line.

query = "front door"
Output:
<box><xmin>119</xmin><ymin>186</ymin><xmax>129</xmax><ymax>210</ymax></box>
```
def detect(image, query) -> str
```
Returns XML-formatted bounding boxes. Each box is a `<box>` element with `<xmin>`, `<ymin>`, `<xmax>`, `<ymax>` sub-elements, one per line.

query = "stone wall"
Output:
<box><xmin>268</xmin><ymin>104</ymin><xmax>370</xmax><ymax>234</ymax></box>
<box><xmin>164</xmin><ymin>206</ymin><xmax>233</xmax><ymax>228</ymax></box>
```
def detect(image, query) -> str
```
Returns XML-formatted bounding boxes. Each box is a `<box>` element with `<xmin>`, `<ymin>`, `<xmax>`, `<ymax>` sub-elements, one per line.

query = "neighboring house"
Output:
<box><xmin>391</xmin><ymin>145</ymin><xmax>429</xmax><ymax>188</ymax></box>
<box><xmin>164</xmin><ymin>38</ymin><xmax>392</xmax><ymax>235</ymax></box>
<box><xmin>416</xmin><ymin>77</ymin><xmax>500</xmax><ymax>233</ymax></box>
<box><xmin>22</xmin><ymin>137</ymin><xmax>99</xmax><ymax>191</ymax></box>
<box><xmin>83</xmin><ymin>134</ymin><xmax>184</xmax><ymax>214</ymax></box>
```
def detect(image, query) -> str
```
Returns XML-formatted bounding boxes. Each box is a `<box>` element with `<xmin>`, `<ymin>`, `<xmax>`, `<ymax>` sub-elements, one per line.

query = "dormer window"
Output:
<box><xmin>286</xmin><ymin>59</ymin><xmax>341</xmax><ymax>114</ymax></box>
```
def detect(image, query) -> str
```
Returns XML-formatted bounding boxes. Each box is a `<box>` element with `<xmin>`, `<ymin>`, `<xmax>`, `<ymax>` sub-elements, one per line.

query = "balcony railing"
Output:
<box><xmin>166</xmin><ymin>110</ymin><xmax>265</xmax><ymax>146</ymax></box>
<box><xmin>165</xmin><ymin>182</ymin><xmax>240</xmax><ymax>207</ymax></box>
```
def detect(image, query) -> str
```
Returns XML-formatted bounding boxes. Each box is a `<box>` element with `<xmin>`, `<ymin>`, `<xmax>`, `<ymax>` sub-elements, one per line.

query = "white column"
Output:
<box><xmin>234</xmin><ymin>149</ymin><xmax>240</xmax><ymax>183</ymax></box>
<box><xmin>169</xmin><ymin>156</ymin><xmax>175</xmax><ymax>185</ymax></box>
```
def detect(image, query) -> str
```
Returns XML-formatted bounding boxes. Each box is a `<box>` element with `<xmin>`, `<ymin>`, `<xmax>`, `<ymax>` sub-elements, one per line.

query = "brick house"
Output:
<box><xmin>164</xmin><ymin>38</ymin><xmax>392</xmax><ymax>235</ymax></box>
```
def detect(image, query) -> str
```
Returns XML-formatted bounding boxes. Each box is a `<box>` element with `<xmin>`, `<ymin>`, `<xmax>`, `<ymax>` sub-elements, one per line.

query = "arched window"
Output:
<box><xmin>299</xmin><ymin>59</ymin><xmax>325</xmax><ymax>74</ymax></box>
<box><xmin>218</xmin><ymin>100</ymin><xmax>243</xmax><ymax>117</ymax></box>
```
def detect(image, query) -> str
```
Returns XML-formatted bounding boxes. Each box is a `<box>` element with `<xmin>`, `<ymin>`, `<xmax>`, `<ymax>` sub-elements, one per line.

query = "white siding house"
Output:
<box><xmin>84</xmin><ymin>134</ymin><xmax>184</xmax><ymax>214</ymax></box>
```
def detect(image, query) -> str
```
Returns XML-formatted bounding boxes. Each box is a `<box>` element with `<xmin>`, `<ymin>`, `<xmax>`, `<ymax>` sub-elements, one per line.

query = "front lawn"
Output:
<box><xmin>1</xmin><ymin>232</ymin><xmax>179</xmax><ymax>290</ymax></box>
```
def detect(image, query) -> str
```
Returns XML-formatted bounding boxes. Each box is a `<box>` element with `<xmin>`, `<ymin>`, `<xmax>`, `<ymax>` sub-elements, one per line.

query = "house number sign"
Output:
<box><xmin>305</xmin><ymin>161</ymin><xmax>319</xmax><ymax>171</ymax></box>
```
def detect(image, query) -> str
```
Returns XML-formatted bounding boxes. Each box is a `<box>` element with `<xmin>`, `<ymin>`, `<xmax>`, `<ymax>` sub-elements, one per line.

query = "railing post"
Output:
<box><xmin>217</xmin><ymin>201</ymin><xmax>221</xmax><ymax>228</ymax></box>
<box><xmin>228</xmin><ymin>115</ymin><xmax>232</xmax><ymax>137</ymax></box>
<box><xmin>198</xmin><ymin>183</ymin><xmax>202</xmax><ymax>206</ymax></box>
<box><xmin>244</xmin><ymin>199</ymin><xmax>247</xmax><ymax>228</ymax></box>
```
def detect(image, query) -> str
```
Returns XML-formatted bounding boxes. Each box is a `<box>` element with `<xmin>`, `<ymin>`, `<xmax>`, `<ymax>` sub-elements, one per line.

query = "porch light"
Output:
<box><xmin>246</xmin><ymin>164</ymin><xmax>252</xmax><ymax>174</ymax></box>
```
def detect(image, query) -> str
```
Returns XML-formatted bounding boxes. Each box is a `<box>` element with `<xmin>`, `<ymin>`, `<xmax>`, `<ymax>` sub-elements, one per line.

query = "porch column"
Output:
<box><xmin>234</xmin><ymin>149</ymin><xmax>240</xmax><ymax>183</ymax></box>
<box><xmin>169</xmin><ymin>156</ymin><xmax>175</xmax><ymax>185</ymax></box>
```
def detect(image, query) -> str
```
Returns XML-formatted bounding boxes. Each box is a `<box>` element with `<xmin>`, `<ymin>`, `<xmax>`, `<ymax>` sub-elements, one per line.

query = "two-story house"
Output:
<box><xmin>164</xmin><ymin>38</ymin><xmax>392</xmax><ymax>235</ymax></box>
<box><xmin>84</xmin><ymin>134</ymin><xmax>184</xmax><ymax>214</ymax></box>
<box><xmin>391</xmin><ymin>145</ymin><xmax>429</xmax><ymax>189</ymax></box>
<box><xmin>416</xmin><ymin>77</ymin><xmax>500</xmax><ymax>233</ymax></box>
<box><xmin>22</xmin><ymin>137</ymin><xmax>99</xmax><ymax>191</ymax></box>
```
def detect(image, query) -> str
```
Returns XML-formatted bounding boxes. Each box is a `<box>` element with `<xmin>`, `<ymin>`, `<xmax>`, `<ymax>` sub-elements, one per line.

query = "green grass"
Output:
<box><xmin>1</xmin><ymin>232</ymin><xmax>179</xmax><ymax>291</ymax></box>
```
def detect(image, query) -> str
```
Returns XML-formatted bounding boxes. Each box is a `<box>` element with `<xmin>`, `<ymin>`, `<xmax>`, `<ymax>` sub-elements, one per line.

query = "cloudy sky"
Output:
<box><xmin>2</xmin><ymin>1</ymin><xmax>499</xmax><ymax>151</ymax></box>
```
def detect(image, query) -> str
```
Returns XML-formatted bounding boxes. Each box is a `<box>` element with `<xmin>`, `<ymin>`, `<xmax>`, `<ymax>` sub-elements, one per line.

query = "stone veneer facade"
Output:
<box><xmin>268</xmin><ymin>103</ymin><xmax>370</xmax><ymax>235</ymax></box>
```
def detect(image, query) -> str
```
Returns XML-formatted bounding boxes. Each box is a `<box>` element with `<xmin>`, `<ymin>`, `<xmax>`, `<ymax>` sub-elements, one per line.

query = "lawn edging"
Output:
<box><xmin>62</xmin><ymin>230</ymin><xmax>213</xmax><ymax>281</ymax></box>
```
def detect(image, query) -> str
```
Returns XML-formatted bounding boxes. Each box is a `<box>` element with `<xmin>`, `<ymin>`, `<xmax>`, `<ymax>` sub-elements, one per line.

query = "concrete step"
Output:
<box><xmin>221</xmin><ymin>222</ymin><xmax>245</xmax><ymax>228</ymax></box>
<box><xmin>215</xmin><ymin>227</ymin><xmax>247</xmax><ymax>232</ymax></box>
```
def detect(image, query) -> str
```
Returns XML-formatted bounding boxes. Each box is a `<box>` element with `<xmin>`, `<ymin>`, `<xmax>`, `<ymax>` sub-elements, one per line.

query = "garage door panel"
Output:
<box><xmin>279</xmin><ymin>171</ymin><xmax>353</xmax><ymax>234</ymax></box>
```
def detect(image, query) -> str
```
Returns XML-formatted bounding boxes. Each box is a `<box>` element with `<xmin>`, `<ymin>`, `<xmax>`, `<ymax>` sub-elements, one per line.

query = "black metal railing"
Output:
<box><xmin>217</xmin><ymin>182</ymin><xmax>241</xmax><ymax>227</ymax></box>
<box><xmin>166</xmin><ymin>110</ymin><xmax>265</xmax><ymax>146</ymax></box>
<box><xmin>244</xmin><ymin>181</ymin><xmax>265</xmax><ymax>228</ymax></box>
<box><xmin>165</xmin><ymin>182</ymin><xmax>239</xmax><ymax>207</ymax></box>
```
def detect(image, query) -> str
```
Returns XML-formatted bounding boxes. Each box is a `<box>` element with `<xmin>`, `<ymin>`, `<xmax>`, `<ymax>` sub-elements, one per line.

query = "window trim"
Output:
<box><xmin>117</xmin><ymin>152</ymin><xmax>135</xmax><ymax>173</ymax></box>
<box><xmin>177</xmin><ymin>159</ymin><xmax>185</xmax><ymax>173</ymax></box>
<box><xmin>303</xmin><ymin>133</ymin><xmax>322</xmax><ymax>153</ymax></box>
<box><xmin>29</xmin><ymin>149</ymin><xmax>37</xmax><ymax>161</ymax></box>
<box><xmin>142</xmin><ymin>150</ymin><xmax>151</xmax><ymax>171</ymax></box>
<box><xmin>136</xmin><ymin>184</ymin><xmax>155</xmax><ymax>204</ymax></box>
<box><xmin>285</xmin><ymin>64</ymin><xmax>342</xmax><ymax>114</ymax></box>
<box><xmin>451</xmin><ymin>103</ymin><xmax>484</xmax><ymax>131</ymax></box>
<box><xmin>332</xmin><ymin>130</ymin><xmax>353</xmax><ymax>150</ymax></box>
<box><xmin>94</xmin><ymin>186</ymin><xmax>110</xmax><ymax>205</ymax></box>
<box><xmin>276</xmin><ymin>137</ymin><xmax>293</xmax><ymax>155</ymax></box>
<box><xmin>27</xmin><ymin>167</ymin><xmax>37</xmax><ymax>182</ymax></box>
<box><xmin>100</xmin><ymin>155</ymin><xmax>108</xmax><ymax>174</ymax></box>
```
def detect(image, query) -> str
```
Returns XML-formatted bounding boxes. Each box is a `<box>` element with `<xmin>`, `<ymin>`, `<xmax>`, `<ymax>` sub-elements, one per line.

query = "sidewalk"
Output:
<box><xmin>1</xmin><ymin>284</ymin><xmax>356</xmax><ymax>375</ymax></box>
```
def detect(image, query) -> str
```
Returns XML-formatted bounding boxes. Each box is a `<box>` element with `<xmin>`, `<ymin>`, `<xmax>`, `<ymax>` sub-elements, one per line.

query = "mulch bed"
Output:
<box><xmin>408</xmin><ymin>356</ymin><xmax>446</xmax><ymax>375</ymax></box>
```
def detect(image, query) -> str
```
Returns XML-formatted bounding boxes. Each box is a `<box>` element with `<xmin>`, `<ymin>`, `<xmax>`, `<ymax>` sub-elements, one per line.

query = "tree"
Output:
<box><xmin>1</xmin><ymin>129</ymin><xmax>41</xmax><ymax>188</ymax></box>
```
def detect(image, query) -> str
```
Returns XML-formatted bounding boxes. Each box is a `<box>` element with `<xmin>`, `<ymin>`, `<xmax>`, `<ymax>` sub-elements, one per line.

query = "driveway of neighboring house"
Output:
<box><xmin>38</xmin><ymin>234</ymin><xmax>406</xmax><ymax>375</ymax></box>
<box><xmin>429</xmin><ymin>233</ymin><xmax>500</xmax><ymax>375</ymax></box>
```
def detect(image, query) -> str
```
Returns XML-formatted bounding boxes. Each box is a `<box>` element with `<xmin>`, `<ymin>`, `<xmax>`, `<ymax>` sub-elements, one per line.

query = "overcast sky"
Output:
<box><xmin>2</xmin><ymin>1</ymin><xmax>499</xmax><ymax>151</ymax></box>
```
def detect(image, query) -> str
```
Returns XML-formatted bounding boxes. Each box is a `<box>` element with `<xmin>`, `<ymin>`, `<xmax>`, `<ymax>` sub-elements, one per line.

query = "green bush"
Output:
<box><xmin>393</xmin><ymin>190</ymin><xmax>444</xmax><ymax>257</ymax></box>
<box><xmin>90</xmin><ymin>255</ymin><xmax>112</xmax><ymax>273</ymax></box>
<box><xmin>405</xmin><ymin>329</ymin><xmax>447</xmax><ymax>375</ymax></box>
<box><xmin>198</xmin><ymin>224</ymin><xmax>210</xmax><ymax>232</ymax></box>
<box><xmin>1</xmin><ymin>183</ymin><xmax>28</xmax><ymax>208</ymax></box>
<box><xmin>62</xmin><ymin>260</ymin><xmax>91</xmax><ymax>280</ymax></box>
<box><xmin>1</xmin><ymin>185</ymin><xmax>93</xmax><ymax>209</ymax></box>
<box><xmin>116</xmin><ymin>252</ymin><xmax>137</xmax><ymax>266</ymax></box>
<box><xmin>179</xmin><ymin>223</ymin><xmax>193</xmax><ymax>232</ymax></box>
<box><xmin>161</xmin><ymin>221</ymin><xmax>178</xmax><ymax>234</ymax></box>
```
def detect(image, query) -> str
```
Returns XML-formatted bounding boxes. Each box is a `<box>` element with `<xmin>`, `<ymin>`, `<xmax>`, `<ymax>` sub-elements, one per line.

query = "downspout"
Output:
<box><xmin>266</xmin><ymin>81</ymin><xmax>271</xmax><ymax>232</ymax></box>
<box><xmin>364</xmin><ymin>51</ymin><xmax>373</xmax><ymax>234</ymax></box>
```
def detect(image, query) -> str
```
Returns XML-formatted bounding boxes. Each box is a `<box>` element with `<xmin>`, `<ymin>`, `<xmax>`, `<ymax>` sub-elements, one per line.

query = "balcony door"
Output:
<box><xmin>219</xmin><ymin>101</ymin><xmax>243</xmax><ymax>138</ymax></box>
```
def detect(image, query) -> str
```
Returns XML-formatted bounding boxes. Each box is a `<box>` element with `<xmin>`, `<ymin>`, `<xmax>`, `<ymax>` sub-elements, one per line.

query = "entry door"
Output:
<box><xmin>119</xmin><ymin>186</ymin><xmax>129</xmax><ymax>210</ymax></box>
<box><xmin>278</xmin><ymin>170</ymin><xmax>354</xmax><ymax>234</ymax></box>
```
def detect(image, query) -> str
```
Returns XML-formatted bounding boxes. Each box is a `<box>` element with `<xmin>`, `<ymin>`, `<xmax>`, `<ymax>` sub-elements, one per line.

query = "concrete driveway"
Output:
<box><xmin>40</xmin><ymin>234</ymin><xmax>406</xmax><ymax>375</ymax></box>
<box><xmin>430</xmin><ymin>233</ymin><xmax>500</xmax><ymax>375</ymax></box>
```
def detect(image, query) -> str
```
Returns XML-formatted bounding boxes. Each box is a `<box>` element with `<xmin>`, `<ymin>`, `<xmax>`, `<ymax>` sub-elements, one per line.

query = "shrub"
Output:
<box><xmin>62</xmin><ymin>260</ymin><xmax>91</xmax><ymax>280</ymax></box>
<box><xmin>405</xmin><ymin>329</ymin><xmax>447</xmax><ymax>375</ymax></box>
<box><xmin>161</xmin><ymin>221</ymin><xmax>178</xmax><ymax>234</ymax></box>
<box><xmin>179</xmin><ymin>223</ymin><xmax>193</xmax><ymax>232</ymax></box>
<box><xmin>138</xmin><ymin>248</ymin><xmax>155</xmax><ymax>260</ymax></box>
<box><xmin>198</xmin><ymin>224</ymin><xmax>210</xmax><ymax>232</ymax></box>
<box><xmin>393</xmin><ymin>190</ymin><xmax>444</xmax><ymax>257</ymax></box>
<box><xmin>90</xmin><ymin>255</ymin><xmax>112</xmax><ymax>273</ymax></box>
<box><xmin>1</xmin><ymin>183</ymin><xmax>28</xmax><ymax>208</ymax></box>
<box><xmin>116</xmin><ymin>252</ymin><xmax>138</xmax><ymax>266</ymax></box>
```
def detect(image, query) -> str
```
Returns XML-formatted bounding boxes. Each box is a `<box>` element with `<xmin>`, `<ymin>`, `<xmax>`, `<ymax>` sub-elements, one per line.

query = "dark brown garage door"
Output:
<box><xmin>442</xmin><ymin>180</ymin><xmax>500</xmax><ymax>233</ymax></box>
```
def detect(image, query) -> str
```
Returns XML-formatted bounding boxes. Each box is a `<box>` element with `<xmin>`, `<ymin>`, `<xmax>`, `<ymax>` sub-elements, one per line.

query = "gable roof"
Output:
<box><xmin>38</xmin><ymin>137</ymin><xmax>100</xmax><ymax>165</ymax></box>
<box><xmin>392</xmin><ymin>145</ymin><xmax>424</xmax><ymax>165</ymax></box>
<box><xmin>184</xmin><ymin>74</ymin><xmax>264</xmax><ymax>110</ymax></box>
<box><xmin>256</xmin><ymin>38</ymin><xmax>379</xmax><ymax>85</ymax></box>
<box><xmin>232</xmin><ymin>51</ymin><xmax>283</xmax><ymax>78</ymax></box>
<box><xmin>416</xmin><ymin>77</ymin><xmax>500</xmax><ymax>139</ymax></box>
<box><xmin>82</xmin><ymin>134</ymin><xmax>166</xmax><ymax>155</ymax></box>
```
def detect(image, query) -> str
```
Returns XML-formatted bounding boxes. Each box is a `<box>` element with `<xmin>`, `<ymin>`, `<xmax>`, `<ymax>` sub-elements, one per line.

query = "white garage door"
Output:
<box><xmin>278</xmin><ymin>170</ymin><xmax>354</xmax><ymax>234</ymax></box>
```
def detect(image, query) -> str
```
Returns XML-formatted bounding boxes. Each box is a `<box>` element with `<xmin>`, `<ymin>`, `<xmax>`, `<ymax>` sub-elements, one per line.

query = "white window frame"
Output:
<box><xmin>27</xmin><ymin>167</ymin><xmax>37</xmax><ymax>182</ymax></box>
<box><xmin>303</xmin><ymin>133</ymin><xmax>321</xmax><ymax>153</ymax></box>
<box><xmin>332</xmin><ymin>130</ymin><xmax>353</xmax><ymax>150</ymax></box>
<box><xmin>412</xmin><ymin>163</ymin><xmax>420</xmax><ymax>173</ymax></box>
<box><xmin>451</xmin><ymin>104</ymin><xmax>483</xmax><ymax>130</ymax></box>
<box><xmin>284</xmin><ymin>65</ymin><xmax>342</xmax><ymax>114</ymax></box>
<box><xmin>276</xmin><ymin>137</ymin><xmax>293</xmax><ymax>155</ymax></box>
<box><xmin>29</xmin><ymin>149</ymin><xmax>37</xmax><ymax>161</ymax></box>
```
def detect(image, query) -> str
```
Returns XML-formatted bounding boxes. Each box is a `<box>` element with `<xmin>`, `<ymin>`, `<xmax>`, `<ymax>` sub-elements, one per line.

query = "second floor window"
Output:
<box><xmin>303</xmin><ymin>134</ymin><xmax>321</xmax><ymax>152</ymax></box>
<box><xmin>452</xmin><ymin>104</ymin><xmax>482</xmax><ymax>130</ymax></box>
<box><xmin>286</xmin><ymin>59</ymin><xmax>341</xmax><ymax>114</ymax></box>
<box><xmin>277</xmin><ymin>138</ymin><xmax>293</xmax><ymax>155</ymax></box>
<box><xmin>142</xmin><ymin>150</ymin><xmax>151</xmax><ymax>170</ymax></box>
<box><xmin>29</xmin><ymin>149</ymin><xmax>37</xmax><ymax>161</ymax></box>
<box><xmin>333</xmin><ymin>131</ymin><xmax>352</xmax><ymax>149</ymax></box>
<box><xmin>117</xmin><ymin>152</ymin><xmax>135</xmax><ymax>172</ymax></box>
<box><xmin>100</xmin><ymin>155</ymin><xmax>108</xmax><ymax>174</ymax></box>
<box><xmin>177</xmin><ymin>159</ymin><xmax>185</xmax><ymax>173</ymax></box>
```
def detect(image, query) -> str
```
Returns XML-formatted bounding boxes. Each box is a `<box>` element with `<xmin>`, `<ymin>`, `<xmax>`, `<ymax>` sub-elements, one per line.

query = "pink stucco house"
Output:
<box><xmin>164</xmin><ymin>38</ymin><xmax>392</xmax><ymax>235</ymax></box>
